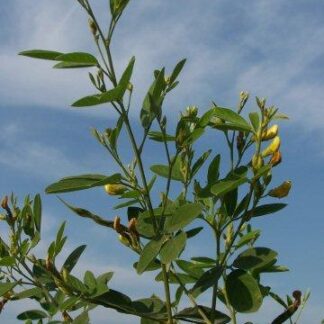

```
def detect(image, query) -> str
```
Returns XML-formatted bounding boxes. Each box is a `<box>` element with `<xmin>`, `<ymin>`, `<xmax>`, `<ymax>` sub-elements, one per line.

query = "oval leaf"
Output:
<box><xmin>225</xmin><ymin>269</ymin><xmax>263</xmax><ymax>313</ymax></box>
<box><xmin>160</xmin><ymin>232</ymin><xmax>187</xmax><ymax>264</ymax></box>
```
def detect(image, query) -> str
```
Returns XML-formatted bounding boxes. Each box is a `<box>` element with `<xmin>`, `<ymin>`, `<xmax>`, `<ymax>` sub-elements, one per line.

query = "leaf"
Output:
<box><xmin>72</xmin><ymin>311</ymin><xmax>89</xmax><ymax>324</ymax></box>
<box><xmin>174</xmin><ymin>306</ymin><xmax>231</xmax><ymax>324</ymax></box>
<box><xmin>72</xmin><ymin>87</ymin><xmax>122</xmax><ymax>107</ymax></box>
<box><xmin>191</xmin><ymin>150</ymin><xmax>211</xmax><ymax>178</ymax></box>
<box><xmin>210</xmin><ymin>106</ymin><xmax>252</xmax><ymax>132</ymax></box>
<box><xmin>62</xmin><ymin>245</ymin><xmax>86</xmax><ymax>273</ymax></box>
<box><xmin>236</xmin><ymin>230</ymin><xmax>261</xmax><ymax>249</ymax></box>
<box><xmin>118</xmin><ymin>56</ymin><xmax>135</xmax><ymax>97</ymax></box>
<box><xmin>169</xmin><ymin>58</ymin><xmax>186</xmax><ymax>84</ymax></box>
<box><xmin>17</xmin><ymin>310</ymin><xmax>48</xmax><ymax>320</ymax></box>
<box><xmin>137</xmin><ymin>237</ymin><xmax>164</xmax><ymax>274</ymax></box>
<box><xmin>155</xmin><ymin>271</ymin><xmax>196</xmax><ymax>284</ymax></box>
<box><xmin>191</xmin><ymin>266</ymin><xmax>222</xmax><ymax>297</ymax></box>
<box><xmin>148</xmin><ymin>131</ymin><xmax>175</xmax><ymax>142</ymax></box>
<box><xmin>84</xmin><ymin>271</ymin><xmax>97</xmax><ymax>292</ymax></box>
<box><xmin>150</xmin><ymin>158</ymin><xmax>183</xmax><ymax>182</ymax></box>
<box><xmin>250</xmin><ymin>203</ymin><xmax>287</xmax><ymax>217</ymax></box>
<box><xmin>207</xmin><ymin>154</ymin><xmax>221</xmax><ymax>186</ymax></box>
<box><xmin>175</xmin><ymin>260</ymin><xmax>204</xmax><ymax>279</ymax></box>
<box><xmin>233</xmin><ymin>247</ymin><xmax>278</xmax><ymax>272</ymax></box>
<box><xmin>225</xmin><ymin>269</ymin><xmax>263</xmax><ymax>313</ymax></box>
<box><xmin>53</xmin><ymin>62</ymin><xmax>96</xmax><ymax>69</ymax></box>
<box><xmin>164</xmin><ymin>203</ymin><xmax>203</xmax><ymax>233</ymax></box>
<box><xmin>249</xmin><ymin>112</ymin><xmax>260</xmax><ymax>132</ymax></box>
<box><xmin>0</xmin><ymin>256</ymin><xmax>15</xmax><ymax>266</ymax></box>
<box><xmin>211</xmin><ymin>177</ymin><xmax>248</xmax><ymax>197</ymax></box>
<box><xmin>46</xmin><ymin>173</ymin><xmax>121</xmax><ymax>194</ymax></box>
<box><xmin>19</xmin><ymin>49</ymin><xmax>63</xmax><ymax>60</ymax></box>
<box><xmin>56</xmin><ymin>52</ymin><xmax>98</xmax><ymax>65</ymax></box>
<box><xmin>186</xmin><ymin>226</ymin><xmax>203</xmax><ymax>239</ymax></box>
<box><xmin>14</xmin><ymin>288</ymin><xmax>43</xmax><ymax>300</ymax></box>
<box><xmin>160</xmin><ymin>232</ymin><xmax>187</xmax><ymax>264</ymax></box>
<box><xmin>0</xmin><ymin>281</ymin><xmax>19</xmax><ymax>297</ymax></box>
<box><xmin>33</xmin><ymin>194</ymin><xmax>42</xmax><ymax>232</ymax></box>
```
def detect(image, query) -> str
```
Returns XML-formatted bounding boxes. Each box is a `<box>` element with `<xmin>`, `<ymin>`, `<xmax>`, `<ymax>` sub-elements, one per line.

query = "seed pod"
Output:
<box><xmin>261</xmin><ymin>136</ymin><xmax>281</xmax><ymax>157</ymax></box>
<box><xmin>104</xmin><ymin>184</ymin><xmax>127</xmax><ymax>195</ymax></box>
<box><xmin>236</xmin><ymin>131</ymin><xmax>245</xmax><ymax>153</ymax></box>
<box><xmin>113</xmin><ymin>216</ymin><xmax>123</xmax><ymax>233</ymax></box>
<box><xmin>270</xmin><ymin>150</ymin><xmax>282</xmax><ymax>167</ymax></box>
<box><xmin>261</xmin><ymin>124</ymin><xmax>279</xmax><ymax>141</ymax></box>
<box><xmin>268</xmin><ymin>180</ymin><xmax>292</xmax><ymax>198</ymax></box>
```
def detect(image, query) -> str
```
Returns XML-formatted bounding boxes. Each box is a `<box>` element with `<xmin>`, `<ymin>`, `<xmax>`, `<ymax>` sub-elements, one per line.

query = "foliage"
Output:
<box><xmin>0</xmin><ymin>0</ymin><xmax>309</xmax><ymax>323</ymax></box>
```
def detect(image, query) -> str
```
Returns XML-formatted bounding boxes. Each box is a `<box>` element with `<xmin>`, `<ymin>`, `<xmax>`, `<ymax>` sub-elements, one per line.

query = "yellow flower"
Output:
<box><xmin>262</xmin><ymin>124</ymin><xmax>279</xmax><ymax>141</ymax></box>
<box><xmin>268</xmin><ymin>180</ymin><xmax>292</xmax><ymax>198</ymax></box>
<box><xmin>261</xmin><ymin>136</ymin><xmax>281</xmax><ymax>157</ymax></box>
<box><xmin>104</xmin><ymin>184</ymin><xmax>127</xmax><ymax>195</ymax></box>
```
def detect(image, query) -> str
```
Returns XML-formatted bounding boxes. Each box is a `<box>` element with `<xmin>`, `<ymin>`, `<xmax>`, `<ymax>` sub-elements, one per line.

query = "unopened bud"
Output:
<box><xmin>252</xmin><ymin>154</ymin><xmax>264</xmax><ymax>172</ymax></box>
<box><xmin>88</xmin><ymin>19</ymin><xmax>97</xmax><ymax>36</ymax></box>
<box><xmin>113</xmin><ymin>216</ymin><xmax>123</xmax><ymax>233</ymax></box>
<box><xmin>270</xmin><ymin>151</ymin><xmax>282</xmax><ymax>167</ymax></box>
<box><xmin>268</xmin><ymin>180</ymin><xmax>292</xmax><ymax>199</ymax></box>
<box><xmin>261</xmin><ymin>124</ymin><xmax>279</xmax><ymax>141</ymax></box>
<box><xmin>127</xmin><ymin>82</ymin><xmax>133</xmax><ymax>92</ymax></box>
<box><xmin>1</xmin><ymin>196</ymin><xmax>8</xmax><ymax>210</ymax></box>
<box><xmin>128</xmin><ymin>218</ymin><xmax>137</xmax><ymax>233</ymax></box>
<box><xmin>236</xmin><ymin>131</ymin><xmax>245</xmax><ymax>153</ymax></box>
<box><xmin>45</xmin><ymin>256</ymin><xmax>53</xmax><ymax>272</ymax></box>
<box><xmin>118</xmin><ymin>234</ymin><xmax>130</xmax><ymax>247</ymax></box>
<box><xmin>104</xmin><ymin>184</ymin><xmax>127</xmax><ymax>195</ymax></box>
<box><xmin>239</xmin><ymin>91</ymin><xmax>249</xmax><ymax>110</ymax></box>
<box><xmin>261</xmin><ymin>136</ymin><xmax>281</xmax><ymax>157</ymax></box>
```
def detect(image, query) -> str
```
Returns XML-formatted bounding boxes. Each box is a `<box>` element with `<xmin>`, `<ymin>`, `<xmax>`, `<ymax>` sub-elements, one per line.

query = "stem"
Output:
<box><xmin>161</xmin><ymin>264</ymin><xmax>173</xmax><ymax>323</ymax></box>
<box><xmin>171</xmin><ymin>268</ymin><xmax>212</xmax><ymax>324</ymax></box>
<box><xmin>211</xmin><ymin>231</ymin><xmax>221</xmax><ymax>321</ymax></box>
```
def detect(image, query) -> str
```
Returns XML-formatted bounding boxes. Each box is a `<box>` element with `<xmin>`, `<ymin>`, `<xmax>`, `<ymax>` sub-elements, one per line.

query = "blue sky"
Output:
<box><xmin>0</xmin><ymin>0</ymin><xmax>324</xmax><ymax>323</ymax></box>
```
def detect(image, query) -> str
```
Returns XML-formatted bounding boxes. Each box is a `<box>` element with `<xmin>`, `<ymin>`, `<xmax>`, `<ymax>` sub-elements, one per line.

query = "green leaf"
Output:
<box><xmin>0</xmin><ymin>281</ymin><xmax>18</xmax><ymax>297</ymax></box>
<box><xmin>160</xmin><ymin>232</ymin><xmax>187</xmax><ymax>264</ymax></box>
<box><xmin>174</xmin><ymin>306</ymin><xmax>231</xmax><ymax>324</ymax></box>
<box><xmin>0</xmin><ymin>256</ymin><xmax>15</xmax><ymax>266</ymax></box>
<box><xmin>33</xmin><ymin>194</ymin><xmax>42</xmax><ymax>232</ymax></box>
<box><xmin>46</xmin><ymin>173</ymin><xmax>121</xmax><ymax>194</ymax></box>
<box><xmin>14</xmin><ymin>288</ymin><xmax>43</xmax><ymax>300</ymax></box>
<box><xmin>250</xmin><ymin>203</ymin><xmax>287</xmax><ymax>217</ymax></box>
<box><xmin>191</xmin><ymin>266</ymin><xmax>222</xmax><ymax>297</ymax></box>
<box><xmin>19</xmin><ymin>49</ymin><xmax>62</xmax><ymax>60</ymax></box>
<box><xmin>236</xmin><ymin>230</ymin><xmax>261</xmax><ymax>249</ymax></box>
<box><xmin>137</xmin><ymin>237</ymin><xmax>165</xmax><ymax>274</ymax></box>
<box><xmin>150</xmin><ymin>155</ymin><xmax>183</xmax><ymax>182</ymax></box>
<box><xmin>210</xmin><ymin>106</ymin><xmax>252</xmax><ymax>132</ymax></box>
<box><xmin>207</xmin><ymin>154</ymin><xmax>221</xmax><ymax>186</ymax></box>
<box><xmin>249</xmin><ymin>112</ymin><xmax>260</xmax><ymax>132</ymax></box>
<box><xmin>72</xmin><ymin>87</ymin><xmax>122</xmax><ymax>107</ymax></box>
<box><xmin>62</xmin><ymin>245</ymin><xmax>86</xmax><ymax>273</ymax></box>
<box><xmin>155</xmin><ymin>271</ymin><xmax>196</xmax><ymax>284</ymax></box>
<box><xmin>191</xmin><ymin>150</ymin><xmax>211</xmax><ymax>178</ymax></box>
<box><xmin>148</xmin><ymin>131</ymin><xmax>175</xmax><ymax>142</ymax></box>
<box><xmin>169</xmin><ymin>58</ymin><xmax>186</xmax><ymax>85</ymax></box>
<box><xmin>225</xmin><ymin>269</ymin><xmax>263</xmax><ymax>313</ymax></box>
<box><xmin>17</xmin><ymin>310</ymin><xmax>48</xmax><ymax>320</ymax></box>
<box><xmin>211</xmin><ymin>177</ymin><xmax>248</xmax><ymax>197</ymax></box>
<box><xmin>175</xmin><ymin>260</ymin><xmax>204</xmax><ymax>279</ymax></box>
<box><xmin>233</xmin><ymin>247</ymin><xmax>278</xmax><ymax>272</ymax></box>
<box><xmin>164</xmin><ymin>203</ymin><xmax>203</xmax><ymax>233</ymax></box>
<box><xmin>186</xmin><ymin>226</ymin><xmax>203</xmax><ymax>239</ymax></box>
<box><xmin>84</xmin><ymin>271</ymin><xmax>97</xmax><ymax>293</ymax></box>
<box><xmin>72</xmin><ymin>311</ymin><xmax>89</xmax><ymax>324</ymax></box>
<box><xmin>118</xmin><ymin>56</ymin><xmax>135</xmax><ymax>97</ymax></box>
<box><xmin>56</xmin><ymin>52</ymin><xmax>98</xmax><ymax>65</ymax></box>
<box><xmin>53</xmin><ymin>62</ymin><xmax>96</xmax><ymax>69</ymax></box>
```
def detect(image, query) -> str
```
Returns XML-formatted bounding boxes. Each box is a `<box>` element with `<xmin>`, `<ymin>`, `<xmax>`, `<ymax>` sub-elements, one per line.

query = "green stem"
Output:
<box><xmin>211</xmin><ymin>231</ymin><xmax>221</xmax><ymax>321</ymax></box>
<box><xmin>161</xmin><ymin>264</ymin><xmax>173</xmax><ymax>324</ymax></box>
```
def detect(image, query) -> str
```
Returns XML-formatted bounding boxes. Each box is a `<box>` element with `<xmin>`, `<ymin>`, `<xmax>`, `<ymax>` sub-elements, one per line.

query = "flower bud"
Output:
<box><xmin>261</xmin><ymin>136</ymin><xmax>281</xmax><ymax>157</ymax></box>
<box><xmin>268</xmin><ymin>180</ymin><xmax>292</xmax><ymax>198</ymax></box>
<box><xmin>1</xmin><ymin>196</ymin><xmax>8</xmax><ymax>210</ymax></box>
<box><xmin>236</xmin><ymin>131</ymin><xmax>245</xmax><ymax>153</ymax></box>
<box><xmin>104</xmin><ymin>184</ymin><xmax>127</xmax><ymax>195</ymax></box>
<box><xmin>261</xmin><ymin>124</ymin><xmax>279</xmax><ymax>141</ymax></box>
<box><xmin>113</xmin><ymin>216</ymin><xmax>123</xmax><ymax>233</ymax></box>
<box><xmin>118</xmin><ymin>234</ymin><xmax>130</xmax><ymax>247</ymax></box>
<box><xmin>127</xmin><ymin>82</ymin><xmax>133</xmax><ymax>92</ymax></box>
<box><xmin>270</xmin><ymin>150</ymin><xmax>282</xmax><ymax>167</ymax></box>
<box><xmin>252</xmin><ymin>154</ymin><xmax>264</xmax><ymax>172</ymax></box>
<box><xmin>88</xmin><ymin>19</ymin><xmax>97</xmax><ymax>36</ymax></box>
<box><xmin>239</xmin><ymin>91</ymin><xmax>249</xmax><ymax>110</ymax></box>
<box><xmin>128</xmin><ymin>217</ymin><xmax>137</xmax><ymax>234</ymax></box>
